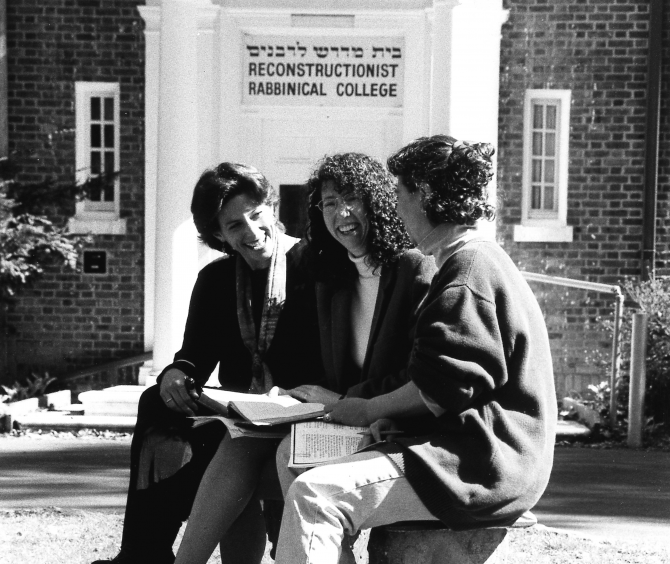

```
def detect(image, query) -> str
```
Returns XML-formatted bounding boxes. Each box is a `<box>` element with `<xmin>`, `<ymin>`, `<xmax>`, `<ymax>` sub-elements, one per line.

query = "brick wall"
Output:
<box><xmin>2</xmin><ymin>0</ymin><xmax>146</xmax><ymax>384</ymax></box>
<box><xmin>497</xmin><ymin>0</ymin><xmax>670</xmax><ymax>396</ymax></box>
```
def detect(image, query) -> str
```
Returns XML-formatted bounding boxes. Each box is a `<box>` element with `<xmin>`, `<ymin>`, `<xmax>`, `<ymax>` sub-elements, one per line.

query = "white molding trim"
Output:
<box><xmin>516</xmin><ymin>88</ymin><xmax>572</xmax><ymax>243</ymax></box>
<box><xmin>513</xmin><ymin>224</ymin><xmax>573</xmax><ymax>243</ymax></box>
<box><xmin>68</xmin><ymin>214</ymin><xmax>127</xmax><ymax>235</ymax></box>
<box><xmin>73</xmin><ymin>81</ymin><xmax>122</xmax><ymax>232</ymax></box>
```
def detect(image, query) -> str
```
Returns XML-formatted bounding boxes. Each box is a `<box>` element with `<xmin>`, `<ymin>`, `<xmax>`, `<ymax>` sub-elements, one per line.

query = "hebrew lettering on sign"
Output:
<box><xmin>247</xmin><ymin>43</ymin><xmax>402</xmax><ymax>60</ymax></box>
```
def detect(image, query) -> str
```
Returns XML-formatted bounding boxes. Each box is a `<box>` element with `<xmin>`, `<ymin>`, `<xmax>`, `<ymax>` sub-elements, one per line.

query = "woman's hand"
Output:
<box><xmin>323</xmin><ymin>398</ymin><xmax>371</xmax><ymax>427</ymax></box>
<box><xmin>360</xmin><ymin>418</ymin><xmax>400</xmax><ymax>448</ymax></box>
<box><xmin>160</xmin><ymin>368</ymin><xmax>199</xmax><ymax>416</ymax></box>
<box><xmin>287</xmin><ymin>385</ymin><xmax>342</xmax><ymax>404</ymax></box>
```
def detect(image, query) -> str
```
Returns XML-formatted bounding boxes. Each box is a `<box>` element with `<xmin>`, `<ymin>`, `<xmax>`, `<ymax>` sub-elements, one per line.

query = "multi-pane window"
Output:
<box><xmin>529</xmin><ymin>101</ymin><xmax>558</xmax><ymax>217</ymax></box>
<box><xmin>514</xmin><ymin>89</ymin><xmax>572</xmax><ymax>242</ymax></box>
<box><xmin>75</xmin><ymin>82</ymin><xmax>120</xmax><ymax>212</ymax></box>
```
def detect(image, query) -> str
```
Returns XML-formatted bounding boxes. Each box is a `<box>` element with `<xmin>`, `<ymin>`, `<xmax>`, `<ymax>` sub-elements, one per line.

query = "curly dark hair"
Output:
<box><xmin>190</xmin><ymin>162</ymin><xmax>279</xmax><ymax>253</ymax></box>
<box><xmin>387</xmin><ymin>135</ymin><xmax>496</xmax><ymax>226</ymax></box>
<box><xmin>305</xmin><ymin>153</ymin><xmax>411</xmax><ymax>286</ymax></box>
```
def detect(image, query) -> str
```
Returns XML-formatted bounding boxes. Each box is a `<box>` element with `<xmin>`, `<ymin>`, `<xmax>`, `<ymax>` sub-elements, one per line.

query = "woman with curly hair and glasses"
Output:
<box><xmin>172</xmin><ymin>153</ymin><xmax>436</xmax><ymax>564</ymax></box>
<box><xmin>272</xmin><ymin>136</ymin><xmax>557</xmax><ymax>564</ymax></box>
<box><xmin>283</xmin><ymin>152</ymin><xmax>437</xmax><ymax>405</ymax></box>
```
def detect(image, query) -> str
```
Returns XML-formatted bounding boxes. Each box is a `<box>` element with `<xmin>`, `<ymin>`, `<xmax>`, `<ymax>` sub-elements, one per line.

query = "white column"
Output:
<box><xmin>428</xmin><ymin>0</ymin><xmax>460</xmax><ymax>136</ymax></box>
<box><xmin>138</xmin><ymin>6</ymin><xmax>159</xmax><ymax>362</ymax></box>
<box><xmin>152</xmin><ymin>0</ymin><xmax>214</xmax><ymax>374</ymax></box>
<box><xmin>429</xmin><ymin>0</ymin><xmax>508</xmax><ymax>237</ymax></box>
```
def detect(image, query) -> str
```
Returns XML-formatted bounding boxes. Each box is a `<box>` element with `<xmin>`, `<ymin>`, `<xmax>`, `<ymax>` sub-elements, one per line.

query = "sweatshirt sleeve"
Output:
<box><xmin>408</xmin><ymin>281</ymin><xmax>508</xmax><ymax>413</ymax></box>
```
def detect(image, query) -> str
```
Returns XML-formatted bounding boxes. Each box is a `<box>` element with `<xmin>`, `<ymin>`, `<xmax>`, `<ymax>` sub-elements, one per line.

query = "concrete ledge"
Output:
<box><xmin>556</xmin><ymin>419</ymin><xmax>591</xmax><ymax>439</ymax></box>
<box><xmin>78</xmin><ymin>385</ymin><xmax>146</xmax><ymax>416</ymax></box>
<box><xmin>368</xmin><ymin>523</ymin><xmax>509</xmax><ymax>564</ymax></box>
<box><xmin>13</xmin><ymin>412</ymin><xmax>136</xmax><ymax>432</ymax></box>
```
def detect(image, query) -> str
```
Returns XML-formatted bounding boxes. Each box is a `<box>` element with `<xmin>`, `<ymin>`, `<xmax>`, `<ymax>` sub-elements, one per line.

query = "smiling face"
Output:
<box><xmin>320</xmin><ymin>180</ymin><xmax>370</xmax><ymax>258</ymax></box>
<box><xmin>215</xmin><ymin>193</ymin><xmax>275</xmax><ymax>270</ymax></box>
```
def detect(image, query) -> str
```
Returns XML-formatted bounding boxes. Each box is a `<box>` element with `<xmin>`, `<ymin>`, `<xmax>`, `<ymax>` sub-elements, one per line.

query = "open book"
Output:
<box><xmin>288</xmin><ymin>421</ymin><xmax>369</xmax><ymax>468</ymax></box>
<box><xmin>198</xmin><ymin>388</ymin><xmax>325</xmax><ymax>425</ymax></box>
<box><xmin>190</xmin><ymin>388</ymin><xmax>324</xmax><ymax>438</ymax></box>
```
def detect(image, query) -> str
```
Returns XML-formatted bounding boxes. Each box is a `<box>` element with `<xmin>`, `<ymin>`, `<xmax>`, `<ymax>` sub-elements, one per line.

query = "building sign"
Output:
<box><xmin>242</xmin><ymin>35</ymin><xmax>404</xmax><ymax>107</ymax></box>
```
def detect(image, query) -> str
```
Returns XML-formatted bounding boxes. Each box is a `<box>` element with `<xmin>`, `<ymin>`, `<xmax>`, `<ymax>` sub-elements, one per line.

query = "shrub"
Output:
<box><xmin>623</xmin><ymin>277</ymin><xmax>670</xmax><ymax>426</ymax></box>
<box><xmin>589</xmin><ymin>277</ymin><xmax>670</xmax><ymax>435</ymax></box>
<box><xmin>0</xmin><ymin>158</ymin><xmax>92</xmax><ymax>305</ymax></box>
<box><xmin>0</xmin><ymin>372</ymin><xmax>57</xmax><ymax>403</ymax></box>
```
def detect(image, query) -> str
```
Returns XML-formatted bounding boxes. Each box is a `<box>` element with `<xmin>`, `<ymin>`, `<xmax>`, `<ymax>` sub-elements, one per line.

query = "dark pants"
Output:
<box><xmin>120</xmin><ymin>385</ymin><xmax>283</xmax><ymax>562</ymax></box>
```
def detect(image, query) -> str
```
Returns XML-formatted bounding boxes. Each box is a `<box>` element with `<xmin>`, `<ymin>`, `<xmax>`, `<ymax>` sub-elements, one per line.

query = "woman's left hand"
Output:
<box><xmin>324</xmin><ymin>398</ymin><xmax>371</xmax><ymax>427</ymax></box>
<box><xmin>288</xmin><ymin>385</ymin><xmax>342</xmax><ymax>404</ymax></box>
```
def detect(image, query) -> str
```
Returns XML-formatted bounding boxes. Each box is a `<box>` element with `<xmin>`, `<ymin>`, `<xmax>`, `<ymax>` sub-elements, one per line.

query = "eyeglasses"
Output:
<box><xmin>316</xmin><ymin>193</ymin><xmax>364</xmax><ymax>215</ymax></box>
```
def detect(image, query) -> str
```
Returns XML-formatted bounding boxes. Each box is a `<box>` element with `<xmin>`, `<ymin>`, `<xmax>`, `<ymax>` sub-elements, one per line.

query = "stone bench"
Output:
<box><xmin>367</xmin><ymin>511</ymin><xmax>537</xmax><ymax>564</ymax></box>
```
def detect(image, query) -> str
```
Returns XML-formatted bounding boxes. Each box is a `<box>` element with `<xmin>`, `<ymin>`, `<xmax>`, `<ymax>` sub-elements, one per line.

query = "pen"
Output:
<box><xmin>357</xmin><ymin>430</ymin><xmax>404</xmax><ymax>436</ymax></box>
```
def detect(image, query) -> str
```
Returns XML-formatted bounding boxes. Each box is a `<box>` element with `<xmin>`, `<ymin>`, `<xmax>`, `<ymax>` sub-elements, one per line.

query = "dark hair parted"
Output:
<box><xmin>306</xmin><ymin>153</ymin><xmax>411</xmax><ymax>286</ymax></box>
<box><xmin>191</xmin><ymin>162</ymin><xmax>278</xmax><ymax>253</ymax></box>
<box><xmin>387</xmin><ymin>135</ymin><xmax>496</xmax><ymax>226</ymax></box>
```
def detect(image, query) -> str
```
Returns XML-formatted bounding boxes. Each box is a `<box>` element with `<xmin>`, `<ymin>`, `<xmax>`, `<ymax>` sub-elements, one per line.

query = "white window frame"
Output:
<box><xmin>514</xmin><ymin>89</ymin><xmax>572</xmax><ymax>243</ymax></box>
<box><xmin>68</xmin><ymin>81</ymin><xmax>126</xmax><ymax>235</ymax></box>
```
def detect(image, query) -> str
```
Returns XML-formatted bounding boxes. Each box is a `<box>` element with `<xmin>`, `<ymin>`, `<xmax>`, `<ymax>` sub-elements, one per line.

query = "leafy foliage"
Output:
<box><xmin>0</xmin><ymin>372</ymin><xmax>57</xmax><ymax>403</ymax></box>
<box><xmin>0</xmin><ymin>158</ymin><xmax>91</xmax><ymax>304</ymax></box>
<box><xmin>589</xmin><ymin>277</ymin><xmax>670</xmax><ymax>437</ymax></box>
<box><xmin>622</xmin><ymin>277</ymin><xmax>670</xmax><ymax>426</ymax></box>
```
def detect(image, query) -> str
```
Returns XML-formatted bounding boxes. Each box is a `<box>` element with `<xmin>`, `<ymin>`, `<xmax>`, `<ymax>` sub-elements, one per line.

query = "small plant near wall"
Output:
<box><xmin>0</xmin><ymin>372</ymin><xmax>57</xmax><ymax>404</ymax></box>
<box><xmin>585</xmin><ymin>277</ymin><xmax>670</xmax><ymax>444</ymax></box>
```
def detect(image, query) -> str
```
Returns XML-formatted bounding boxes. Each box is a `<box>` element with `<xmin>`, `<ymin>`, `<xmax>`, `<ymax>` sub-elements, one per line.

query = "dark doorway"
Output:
<box><xmin>279</xmin><ymin>184</ymin><xmax>309</xmax><ymax>239</ymax></box>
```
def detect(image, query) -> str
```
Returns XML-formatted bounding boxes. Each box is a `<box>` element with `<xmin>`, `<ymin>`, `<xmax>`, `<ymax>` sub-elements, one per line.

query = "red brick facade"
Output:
<box><xmin>497</xmin><ymin>0</ymin><xmax>670</xmax><ymax>394</ymax></box>
<box><xmin>3</xmin><ymin>0</ymin><xmax>146</xmax><ymax>382</ymax></box>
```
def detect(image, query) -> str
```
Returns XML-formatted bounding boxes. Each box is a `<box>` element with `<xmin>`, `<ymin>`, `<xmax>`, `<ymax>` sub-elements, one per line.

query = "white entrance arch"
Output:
<box><xmin>139</xmin><ymin>0</ymin><xmax>507</xmax><ymax>376</ymax></box>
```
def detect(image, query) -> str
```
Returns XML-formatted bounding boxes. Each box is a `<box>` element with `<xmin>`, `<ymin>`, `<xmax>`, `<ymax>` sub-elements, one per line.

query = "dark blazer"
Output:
<box><xmin>166</xmin><ymin>238</ymin><xmax>324</xmax><ymax>392</ymax></box>
<box><xmin>316</xmin><ymin>248</ymin><xmax>437</xmax><ymax>399</ymax></box>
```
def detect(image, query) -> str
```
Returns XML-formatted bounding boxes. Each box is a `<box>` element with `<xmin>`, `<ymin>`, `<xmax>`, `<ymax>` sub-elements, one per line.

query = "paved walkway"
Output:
<box><xmin>1</xmin><ymin>436</ymin><xmax>668</xmax><ymax>548</ymax></box>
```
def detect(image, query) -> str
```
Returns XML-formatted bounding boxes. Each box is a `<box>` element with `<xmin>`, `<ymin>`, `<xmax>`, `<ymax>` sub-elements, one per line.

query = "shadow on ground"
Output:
<box><xmin>1</xmin><ymin>437</ymin><xmax>669</xmax><ymax>546</ymax></box>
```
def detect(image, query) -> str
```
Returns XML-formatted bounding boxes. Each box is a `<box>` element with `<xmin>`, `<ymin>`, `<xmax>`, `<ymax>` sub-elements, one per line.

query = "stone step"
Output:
<box><xmin>78</xmin><ymin>385</ymin><xmax>147</xmax><ymax>417</ymax></box>
<box><xmin>12</xmin><ymin>411</ymin><xmax>136</xmax><ymax>432</ymax></box>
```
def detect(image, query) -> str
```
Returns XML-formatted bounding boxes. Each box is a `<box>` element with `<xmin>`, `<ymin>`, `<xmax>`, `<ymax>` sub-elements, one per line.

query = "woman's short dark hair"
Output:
<box><xmin>387</xmin><ymin>134</ymin><xmax>496</xmax><ymax>226</ymax></box>
<box><xmin>191</xmin><ymin>162</ymin><xmax>278</xmax><ymax>253</ymax></box>
<box><xmin>306</xmin><ymin>152</ymin><xmax>411</xmax><ymax>285</ymax></box>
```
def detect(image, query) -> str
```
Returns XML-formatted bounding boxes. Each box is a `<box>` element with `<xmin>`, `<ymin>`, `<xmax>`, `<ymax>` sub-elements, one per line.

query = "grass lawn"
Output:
<box><xmin>1</xmin><ymin>507</ymin><xmax>668</xmax><ymax>564</ymax></box>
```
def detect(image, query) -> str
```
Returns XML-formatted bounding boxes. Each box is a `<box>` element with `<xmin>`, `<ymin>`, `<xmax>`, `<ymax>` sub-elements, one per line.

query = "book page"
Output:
<box><xmin>229</xmin><ymin>401</ymin><xmax>325</xmax><ymax>426</ymax></box>
<box><xmin>203</xmin><ymin>388</ymin><xmax>300</xmax><ymax>407</ymax></box>
<box><xmin>189</xmin><ymin>415</ymin><xmax>290</xmax><ymax>439</ymax></box>
<box><xmin>288</xmin><ymin>421</ymin><xmax>369</xmax><ymax>468</ymax></box>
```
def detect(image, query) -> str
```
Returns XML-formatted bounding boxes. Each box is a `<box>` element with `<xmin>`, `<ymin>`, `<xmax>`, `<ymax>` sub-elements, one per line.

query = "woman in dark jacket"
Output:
<box><xmin>286</xmin><ymin>152</ymin><xmax>437</xmax><ymax>404</ymax></box>
<box><xmin>272</xmin><ymin>137</ymin><xmax>557</xmax><ymax>564</ymax></box>
<box><xmin>94</xmin><ymin>162</ymin><xmax>322</xmax><ymax>564</ymax></box>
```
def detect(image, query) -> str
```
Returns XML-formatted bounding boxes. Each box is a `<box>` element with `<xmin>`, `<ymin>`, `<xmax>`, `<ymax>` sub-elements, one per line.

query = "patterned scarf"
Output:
<box><xmin>236</xmin><ymin>227</ymin><xmax>299</xmax><ymax>393</ymax></box>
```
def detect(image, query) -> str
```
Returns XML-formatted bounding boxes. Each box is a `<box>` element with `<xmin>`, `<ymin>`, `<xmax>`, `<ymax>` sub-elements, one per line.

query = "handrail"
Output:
<box><xmin>62</xmin><ymin>351</ymin><xmax>152</xmax><ymax>383</ymax></box>
<box><xmin>522</xmin><ymin>272</ymin><xmax>624</xmax><ymax>428</ymax></box>
<box><xmin>522</xmin><ymin>272</ymin><xmax>622</xmax><ymax>295</ymax></box>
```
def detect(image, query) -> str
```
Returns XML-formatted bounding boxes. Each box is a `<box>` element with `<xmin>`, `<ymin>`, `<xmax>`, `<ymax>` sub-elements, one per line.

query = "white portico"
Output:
<box><xmin>137</xmin><ymin>0</ymin><xmax>508</xmax><ymax>377</ymax></box>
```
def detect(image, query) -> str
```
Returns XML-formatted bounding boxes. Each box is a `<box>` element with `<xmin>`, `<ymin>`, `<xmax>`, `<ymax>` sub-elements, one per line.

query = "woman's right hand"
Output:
<box><xmin>287</xmin><ymin>385</ymin><xmax>342</xmax><ymax>404</ymax></box>
<box><xmin>362</xmin><ymin>418</ymin><xmax>400</xmax><ymax>447</ymax></box>
<box><xmin>160</xmin><ymin>368</ymin><xmax>200</xmax><ymax>416</ymax></box>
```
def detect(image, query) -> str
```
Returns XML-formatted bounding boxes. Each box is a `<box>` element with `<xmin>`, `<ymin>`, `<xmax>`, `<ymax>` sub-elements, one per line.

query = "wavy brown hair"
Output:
<box><xmin>190</xmin><ymin>162</ymin><xmax>279</xmax><ymax>253</ymax></box>
<box><xmin>387</xmin><ymin>135</ymin><xmax>496</xmax><ymax>226</ymax></box>
<box><xmin>306</xmin><ymin>153</ymin><xmax>411</xmax><ymax>286</ymax></box>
